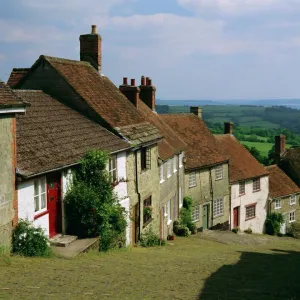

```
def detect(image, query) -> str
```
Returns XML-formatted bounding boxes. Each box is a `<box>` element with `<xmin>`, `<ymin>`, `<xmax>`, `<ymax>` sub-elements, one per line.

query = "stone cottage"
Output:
<box><xmin>215</xmin><ymin>123</ymin><xmax>269</xmax><ymax>233</ymax></box>
<box><xmin>0</xmin><ymin>82</ymin><xmax>27</xmax><ymax>247</ymax></box>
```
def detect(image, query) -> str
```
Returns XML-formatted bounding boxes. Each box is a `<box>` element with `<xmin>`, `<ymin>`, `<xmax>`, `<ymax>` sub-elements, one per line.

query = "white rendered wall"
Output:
<box><xmin>18</xmin><ymin>178</ymin><xmax>49</xmax><ymax>236</ymax></box>
<box><xmin>113</xmin><ymin>152</ymin><xmax>128</xmax><ymax>200</ymax></box>
<box><xmin>120</xmin><ymin>197</ymin><xmax>130</xmax><ymax>246</ymax></box>
<box><xmin>231</xmin><ymin>176</ymin><xmax>269</xmax><ymax>233</ymax></box>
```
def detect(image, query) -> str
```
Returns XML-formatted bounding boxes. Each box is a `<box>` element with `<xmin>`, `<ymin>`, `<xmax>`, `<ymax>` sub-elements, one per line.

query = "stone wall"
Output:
<box><xmin>0</xmin><ymin>115</ymin><xmax>16</xmax><ymax>247</ymax></box>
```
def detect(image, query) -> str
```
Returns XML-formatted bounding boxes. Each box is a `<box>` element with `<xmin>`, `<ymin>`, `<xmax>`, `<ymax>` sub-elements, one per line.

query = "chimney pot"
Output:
<box><xmin>224</xmin><ymin>122</ymin><xmax>233</xmax><ymax>134</ymax></box>
<box><xmin>146</xmin><ymin>77</ymin><xmax>150</xmax><ymax>85</ymax></box>
<box><xmin>148</xmin><ymin>79</ymin><xmax>152</xmax><ymax>86</ymax></box>
<box><xmin>123</xmin><ymin>77</ymin><xmax>128</xmax><ymax>85</ymax></box>
<box><xmin>141</xmin><ymin>76</ymin><xmax>146</xmax><ymax>86</ymax></box>
<box><xmin>91</xmin><ymin>25</ymin><xmax>97</xmax><ymax>34</ymax></box>
<box><xmin>190</xmin><ymin>106</ymin><xmax>202</xmax><ymax>119</ymax></box>
<box><xmin>131</xmin><ymin>79</ymin><xmax>136</xmax><ymax>86</ymax></box>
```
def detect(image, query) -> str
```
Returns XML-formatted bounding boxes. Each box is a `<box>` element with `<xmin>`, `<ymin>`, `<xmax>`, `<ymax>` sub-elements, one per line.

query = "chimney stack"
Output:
<box><xmin>119</xmin><ymin>78</ymin><xmax>140</xmax><ymax>108</ymax></box>
<box><xmin>224</xmin><ymin>122</ymin><xmax>233</xmax><ymax>134</ymax></box>
<box><xmin>275</xmin><ymin>135</ymin><xmax>286</xmax><ymax>157</ymax></box>
<box><xmin>190</xmin><ymin>106</ymin><xmax>202</xmax><ymax>119</ymax></box>
<box><xmin>139</xmin><ymin>76</ymin><xmax>156</xmax><ymax>111</ymax></box>
<box><xmin>80</xmin><ymin>25</ymin><xmax>102</xmax><ymax>73</ymax></box>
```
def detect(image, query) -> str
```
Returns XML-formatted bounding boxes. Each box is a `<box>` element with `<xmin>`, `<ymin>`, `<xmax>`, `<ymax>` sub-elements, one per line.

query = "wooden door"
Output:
<box><xmin>202</xmin><ymin>205</ymin><xmax>209</xmax><ymax>230</ymax></box>
<box><xmin>233</xmin><ymin>206</ymin><xmax>239</xmax><ymax>228</ymax></box>
<box><xmin>47</xmin><ymin>174</ymin><xmax>62</xmax><ymax>238</ymax></box>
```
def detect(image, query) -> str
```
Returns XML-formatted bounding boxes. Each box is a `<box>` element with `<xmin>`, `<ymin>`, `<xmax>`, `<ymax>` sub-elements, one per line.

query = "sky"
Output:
<box><xmin>1</xmin><ymin>0</ymin><xmax>300</xmax><ymax>100</ymax></box>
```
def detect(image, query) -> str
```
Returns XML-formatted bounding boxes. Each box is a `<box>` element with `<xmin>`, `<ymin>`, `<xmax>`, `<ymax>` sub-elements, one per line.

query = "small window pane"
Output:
<box><xmin>34</xmin><ymin>181</ymin><xmax>39</xmax><ymax>196</ymax></box>
<box><xmin>40</xmin><ymin>178</ymin><xmax>46</xmax><ymax>193</ymax></box>
<box><xmin>239</xmin><ymin>182</ymin><xmax>245</xmax><ymax>195</ymax></box>
<box><xmin>34</xmin><ymin>196</ymin><xmax>39</xmax><ymax>212</ymax></box>
<box><xmin>246</xmin><ymin>205</ymin><xmax>256</xmax><ymax>219</ymax></box>
<box><xmin>41</xmin><ymin>193</ymin><xmax>46</xmax><ymax>209</ymax></box>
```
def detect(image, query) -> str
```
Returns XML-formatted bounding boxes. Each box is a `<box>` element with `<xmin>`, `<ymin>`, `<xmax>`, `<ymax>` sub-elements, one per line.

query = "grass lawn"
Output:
<box><xmin>241</xmin><ymin>141</ymin><xmax>292</xmax><ymax>157</ymax></box>
<box><xmin>1</xmin><ymin>233</ymin><xmax>300</xmax><ymax>299</ymax></box>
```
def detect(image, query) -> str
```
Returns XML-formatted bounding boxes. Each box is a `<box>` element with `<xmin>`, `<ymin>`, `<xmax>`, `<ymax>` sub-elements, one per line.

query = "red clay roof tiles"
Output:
<box><xmin>7</xmin><ymin>68</ymin><xmax>30</xmax><ymax>88</ymax></box>
<box><xmin>0</xmin><ymin>81</ymin><xmax>27</xmax><ymax>108</ymax></box>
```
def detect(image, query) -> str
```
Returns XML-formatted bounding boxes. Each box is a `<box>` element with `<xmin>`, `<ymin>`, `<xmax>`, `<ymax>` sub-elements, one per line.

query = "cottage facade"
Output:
<box><xmin>0</xmin><ymin>82</ymin><xmax>26</xmax><ymax>247</ymax></box>
<box><xmin>266</xmin><ymin>164</ymin><xmax>300</xmax><ymax>234</ymax></box>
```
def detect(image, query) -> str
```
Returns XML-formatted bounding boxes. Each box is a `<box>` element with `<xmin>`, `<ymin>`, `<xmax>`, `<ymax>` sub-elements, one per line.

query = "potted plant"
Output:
<box><xmin>167</xmin><ymin>234</ymin><xmax>176</xmax><ymax>241</ymax></box>
<box><xmin>143</xmin><ymin>206</ymin><xmax>152</xmax><ymax>217</ymax></box>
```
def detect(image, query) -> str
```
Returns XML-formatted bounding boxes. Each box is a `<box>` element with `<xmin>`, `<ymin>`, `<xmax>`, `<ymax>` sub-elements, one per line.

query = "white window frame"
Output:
<box><xmin>109</xmin><ymin>155</ymin><xmax>117</xmax><ymax>183</ymax></box>
<box><xmin>245</xmin><ymin>204</ymin><xmax>256</xmax><ymax>220</ymax></box>
<box><xmin>167</xmin><ymin>159</ymin><xmax>172</xmax><ymax>178</ymax></box>
<box><xmin>289</xmin><ymin>211</ymin><xmax>296</xmax><ymax>223</ymax></box>
<box><xmin>290</xmin><ymin>195</ymin><xmax>296</xmax><ymax>206</ymax></box>
<box><xmin>192</xmin><ymin>205</ymin><xmax>200</xmax><ymax>222</ymax></box>
<box><xmin>189</xmin><ymin>172</ymin><xmax>196</xmax><ymax>188</ymax></box>
<box><xmin>275</xmin><ymin>199</ymin><xmax>281</xmax><ymax>209</ymax></box>
<box><xmin>173</xmin><ymin>156</ymin><xmax>177</xmax><ymax>173</ymax></box>
<box><xmin>179</xmin><ymin>187</ymin><xmax>183</xmax><ymax>209</ymax></box>
<box><xmin>215</xmin><ymin>166</ymin><xmax>223</xmax><ymax>180</ymax></box>
<box><xmin>179</xmin><ymin>153</ymin><xmax>183</xmax><ymax>168</ymax></box>
<box><xmin>34</xmin><ymin>177</ymin><xmax>47</xmax><ymax>214</ymax></box>
<box><xmin>253</xmin><ymin>178</ymin><xmax>260</xmax><ymax>192</ymax></box>
<box><xmin>239</xmin><ymin>181</ymin><xmax>245</xmax><ymax>196</ymax></box>
<box><xmin>213</xmin><ymin>198</ymin><xmax>224</xmax><ymax>218</ymax></box>
<box><xmin>160</xmin><ymin>163</ymin><xmax>165</xmax><ymax>184</ymax></box>
<box><xmin>167</xmin><ymin>200</ymin><xmax>172</xmax><ymax>225</ymax></box>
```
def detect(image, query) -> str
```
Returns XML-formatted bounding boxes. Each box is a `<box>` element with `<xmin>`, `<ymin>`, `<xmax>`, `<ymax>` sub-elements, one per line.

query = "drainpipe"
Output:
<box><xmin>209</xmin><ymin>167</ymin><xmax>214</xmax><ymax>228</ymax></box>
<box><xmin>134</xmin><ymin>150</ymin><xmax>141</xmax><ymax>241</ymax></box>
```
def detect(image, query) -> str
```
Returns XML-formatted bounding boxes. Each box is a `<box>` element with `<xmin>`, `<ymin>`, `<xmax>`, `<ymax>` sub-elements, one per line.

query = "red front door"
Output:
<box><xmin>47</xmin><ymin>174</ymin><xmax>62</xmax><ymax>238</ymax></box>
<box><xmin>233</xmin><ymin>207</ymin><xmax>239</xmax><ymax>228</ymax></box>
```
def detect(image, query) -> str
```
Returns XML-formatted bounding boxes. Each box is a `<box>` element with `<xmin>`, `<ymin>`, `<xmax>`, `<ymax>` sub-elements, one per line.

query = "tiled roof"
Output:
<box><xmin>0</xmin><ymin>81</ymin><xmax>27</xmax><ymax>108</ymax></box>
<box><xmin>15</xmin><ymin>90</ymin><xmax>131</xmax><ymax>178</ymax></box>
<box><xmin>42</xmin><ymin>56</ymin><xmax>161</xmax><ymax>145</ymax></box>
<box><xmin>266</xmin><ymin>165</ymin><xmax>300</xmax><ymax>198</ymax></box>
<box><xmin>215</xmin><ymin>134</ymin><xmax>268</xmax><ymax>183</ymax></box>
<box><xmin>280</xmin><ymin>147</ymin><xmax>300</xmax><ymax>185</ymax></box>
<box><xmin>138</xmin><ymin>101</ymin><xmax>186</xmax><ymax>160</ymax></box>
<box><xmin>161</xmin><ymin>114</ymin><xmax>228</xmax><ymax>169</ymax></box>
<box><xmin>7</xmin><ymin>68</ymin><xmax>30</xmax><ymax>88</ymax></box>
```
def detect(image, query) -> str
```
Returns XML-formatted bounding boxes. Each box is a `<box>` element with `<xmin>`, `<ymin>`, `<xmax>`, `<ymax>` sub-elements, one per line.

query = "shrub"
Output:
<box><xmin>244</xmin><ymin>228</ymin><xmax>252</xmax><ymax>234</ymax></box>
<box><xmin>12</xmin><ymin>220</ymin><xmax>51</xmax><ymax>257</ymax></box>
<box><xmin>265</xmin><ymin>212</ymin><xmax>284</xmax><ymax>236</ymax></box>
<box><xmin>64</xmin><ymin>150</ymin><xmax>127</xmax><ymax>252</ymax></box>
<box><xmin>140</xmin><ymin>227</ymin><xmax>164</xmax><ymax>247</ymax></box>
<box><xmin>232</xmin><ymin>227</ymin><xmax>239</xmax><ymax>234</ymax></box>
<box><xmin>287</xmin><ymin>222</ymin><xmax>300</xmax><ymax>239</ymax></box>
<box><xmin>189</xmin><ymin>223</ymin><xmax>198</xmax><ymax>234</ymax></box>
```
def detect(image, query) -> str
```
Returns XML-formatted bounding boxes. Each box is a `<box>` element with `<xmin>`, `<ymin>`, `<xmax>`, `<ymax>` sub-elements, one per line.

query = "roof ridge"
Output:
<box><xmin>42</xmin><ymin>55</ymin><xmax>92</xmax><ymax>67</ymax></box>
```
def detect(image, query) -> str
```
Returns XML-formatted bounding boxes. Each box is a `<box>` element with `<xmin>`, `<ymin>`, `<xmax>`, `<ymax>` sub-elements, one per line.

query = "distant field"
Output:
<box><xmin>241</xmin><ymin>141</ymin><xmax>291</xmax><ymax>157</ymax></box>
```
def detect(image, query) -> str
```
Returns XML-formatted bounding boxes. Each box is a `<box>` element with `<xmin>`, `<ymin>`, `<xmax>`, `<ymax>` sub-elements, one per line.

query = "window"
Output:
<box><xmin>173</xmin><ymin>156</ymin><xmax>177</xmax><ymax>173</ymax></box>
<box><xmin>215</xmin><ymin>166</ymin><xmax>223</xmax><ymax>180</ymax></box>
<box><xmin>167</xmin><ymin>199</ymin><xmax>172</xmax><ymax>224</ymax></box>
<box><xmin>167</xmin><ymin>159</ymin><xmax>172</xmax><ymax>178</ymax></box>
<box><xmin>160</xmin><ymin>163</ymin><xmax>164</xmax><ymax>183</ymax></box>
<box><xmin>246</xmin><ymin>204</ymin><xmax>256</xmax><ymax>220</ymax></box>
<box><xmin>179</xmin><ymin>187</ymin><xmax>183</xmax><ymax>208</ymax></box>
<box><xmin>253</xmin><ymin>178</ymin><xmax>260</xmax><ymax>192</ymax></box>
<box><xmin>141</xmin><ymin>147</ymin><xmax>151</xmax><ymax>170</ymax></box>
<box><xmin>239</xmin><ymin>181</ymin><xmax>245</xmax><ymax>195</ymax></box>
<box><xmin>179</xmin><ymin>153</ymin><xmax>183</xmax><ymax>168</ymax></box>
<box><xmin>289</xmin><ymin>211</ymin><xmax>296</xmax><ymax>223</ymax></box>
<box><xmin>34</xmin><ymin>177</ymin><xmax>46</xmax><ymax>213</ymax></box>
<box><xmin>213</xmin><ymin>198</ymin><xmax>224</xmax><ymax>217</ymax></box>
<box><xmin>192</xmin><ymin>205</ymin><xmax>200</xmax><ymax>222</ymax></box>
<box><xmin>275</xmin><ymin>199</ymin><xmax>281</xmax><ymax>209</ymax></box>
<box><xmin>189</xmin><ymin>172</ymin><xmax>196</xmax><ymax>188</ymax></box>
<box><xmin>143</xmin><ymin>196</ymin><xmax>152</xmax><ymax>225</ymax></box>
<box><xmin>109</xmin><ymin>156</ymin><xmax>117</xmax><ymax>183</ymax></box>
<box><xmin>290</xmin><ymin>195</ymin><xmax>296</xmax><ymax>205</ymax></box>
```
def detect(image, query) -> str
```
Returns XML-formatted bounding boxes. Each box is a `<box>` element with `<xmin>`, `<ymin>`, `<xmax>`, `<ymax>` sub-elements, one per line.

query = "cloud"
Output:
<box><xmin>178</xmin><ymin>0</ymin><xmax>300</xmax><ymax>15</ymax></box>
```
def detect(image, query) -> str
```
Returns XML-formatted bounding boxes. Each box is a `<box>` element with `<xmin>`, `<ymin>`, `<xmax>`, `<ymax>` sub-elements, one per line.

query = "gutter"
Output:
<box><xmin>134</xmin><ymin>151</ymin><xmax>141</xmax><ymax>242</ymax></box>
<box><xmin>209</xmin><ymin>167</ymin><xmax>214</xmax><ymax>228</ymax></box>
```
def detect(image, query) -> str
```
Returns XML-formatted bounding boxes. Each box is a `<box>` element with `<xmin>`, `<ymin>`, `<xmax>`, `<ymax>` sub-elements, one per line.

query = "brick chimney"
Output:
<box><xmin>119</xmin><ymin>78</ymin><xmax>140</xmax><ymax>108</ymax></box>
<box><xmin>139</xmin><ymin>76</ymin><xmax>156</xmax><ymax>110</ymax></box>
<box><xmin>224</xmin><ymin>122</ymin><xmax>233</xmax><ymax>134</ymax></box>
<box><xmin>190</xmin><ymin>106</ymin><xmax>202</xmax><ymax>119</ymax></box>
<box><xmin>275</xmin><ymin>135</ymin><xmax>286</xmax><ymax>157</ymax></box>
<box><xmin>80</xmin><ymin>25</ymin><xmax>102</xmax><ymax>72</ymax></box>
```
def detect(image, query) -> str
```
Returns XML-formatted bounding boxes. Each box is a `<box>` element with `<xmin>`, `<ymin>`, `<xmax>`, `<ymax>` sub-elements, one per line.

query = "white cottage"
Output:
<box><xmin>14</xmin><ymin>90</ymin><xmax>132</xmax><ymax>243</ymax></box>
<box><xmin>216</xmin><ymin>123</ymin><xmax>269</xmax><ymax>233</ymax></box>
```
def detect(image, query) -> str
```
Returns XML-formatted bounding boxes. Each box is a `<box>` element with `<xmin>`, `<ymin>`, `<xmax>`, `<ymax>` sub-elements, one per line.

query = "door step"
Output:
<box><xmin>49</xmin><ymin>234</ymin><xmax>78</xmax><ymax>247</ymax></box>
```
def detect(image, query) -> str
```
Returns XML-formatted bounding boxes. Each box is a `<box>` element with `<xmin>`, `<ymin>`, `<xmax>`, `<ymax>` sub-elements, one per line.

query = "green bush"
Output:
<box><xmin>12</xmin><ymin>220</ymin><xmax>51</xmax><ymax>257</ymax></box>
<box><xmin>265</xmin><ymin>212</ymin><xmax>284</xmax><ymax>236</ymax></box>
<box><xmin>174</xmin><ymin>225</ymin><xmax>190</xmax><ymax>237</ymax></box>
<box><xmin>64</xmin><ymin>150</ymin><xmax>127</xmax><ymax>252</ymax></box>
<box><xmin>244</xmin><ymin>228</ymin><xmax>253</xmax><ymax>234</ymax></box>
<box><xmin>287</xmin><ymin>222</ymin><xmax>300</xmax><ymax>239</ymax></box>
<box><xmin>140</xmin><ymin>227</ymin><xmax>164</xmax><ymax>247</ymax></box>
<box><xmin>232</xmin><ymin>227</ymin><xmax>239</xmax><ymax>234</ymax></box>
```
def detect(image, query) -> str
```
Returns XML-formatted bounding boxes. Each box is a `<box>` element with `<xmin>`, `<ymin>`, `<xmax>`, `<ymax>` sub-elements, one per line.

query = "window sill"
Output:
<box><xmin>253</xmin><ymin>189</ymin><xmax>261</xmax><ymax>193</ymax></box>
<box><xmin>167</xmin><ymin>174</ymin><xmax>171</xmax><ymax>179</ymax></box>
<box><xmin>245</xmin><ymin>216</ymin><xmax>256</xmax><ymax>221</ymax></box>
<box><xmin>167</xmin><ymin>220</ymin><xmax>172</xmax><ymax>226</ymax></box>
<box><xmin>239</xmin><ymin>193</ymin><xmax>245</xmax><ymax>197</ymax></box>
<box><xmin>275</xmin><ymin>207</ymin><xmax>281</xmax><ymax>210</ymax></box>
<box><xmin>34</xmin><ymin>209</ymin><xmax>49</xmax><ymax>220</ymax></box>
<box><xmin>192</xmin><ymin>219</ymin><xmax>200</xmax><ymax>223</ymax></box>
<box><xmin>290</xmin><ymin>203</ymin><xmax>296</xmax><ymax>206</ymax></box>
<box><xmin>215</xmin><ymin>178</ymin><xmax>223</xmax><ymax>181</ymax></box>
<box><xmin>179</xmin><ymin>165</ymin><xmax>183</xmax><ymax>169</ymax></box>
<box><xmin>160</xmin><ymin>179</ymin><xmax>165</xmax><ymax>184</ymax></box>
<box><xmin>189</xmin><ymin>185</ymin><xmax>196</xmax><ymax>189</ymax></box>
<box><xmin>173</xmin><ymin>170</ymin><xmax>177</xmax><ymax>173</ymax></box>
<box><xmin>143</xmin><ymin>218</ymin><xmax>153</xmax><ymax>228</ymax></box>
<box><xmin>289</xmin><ymin>220</ymin><xmax>296</xmax><ymax>224</ymax></box>
<box><xmin>213</xmin><ymin>213</ymin><xmax>224</xmax><ymax>219</ymax></box>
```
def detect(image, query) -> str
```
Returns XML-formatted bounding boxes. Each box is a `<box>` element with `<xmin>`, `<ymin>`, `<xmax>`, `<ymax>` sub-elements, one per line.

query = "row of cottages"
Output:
<box><xmin>0</xmin><ymin>83</ymin><xmax>27</xmax><ymax>247</ymax></box>
<box><xmin>7</xmin><ymin>25</ymin><xmax>186</xmax><ymax>244</ymax></box>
